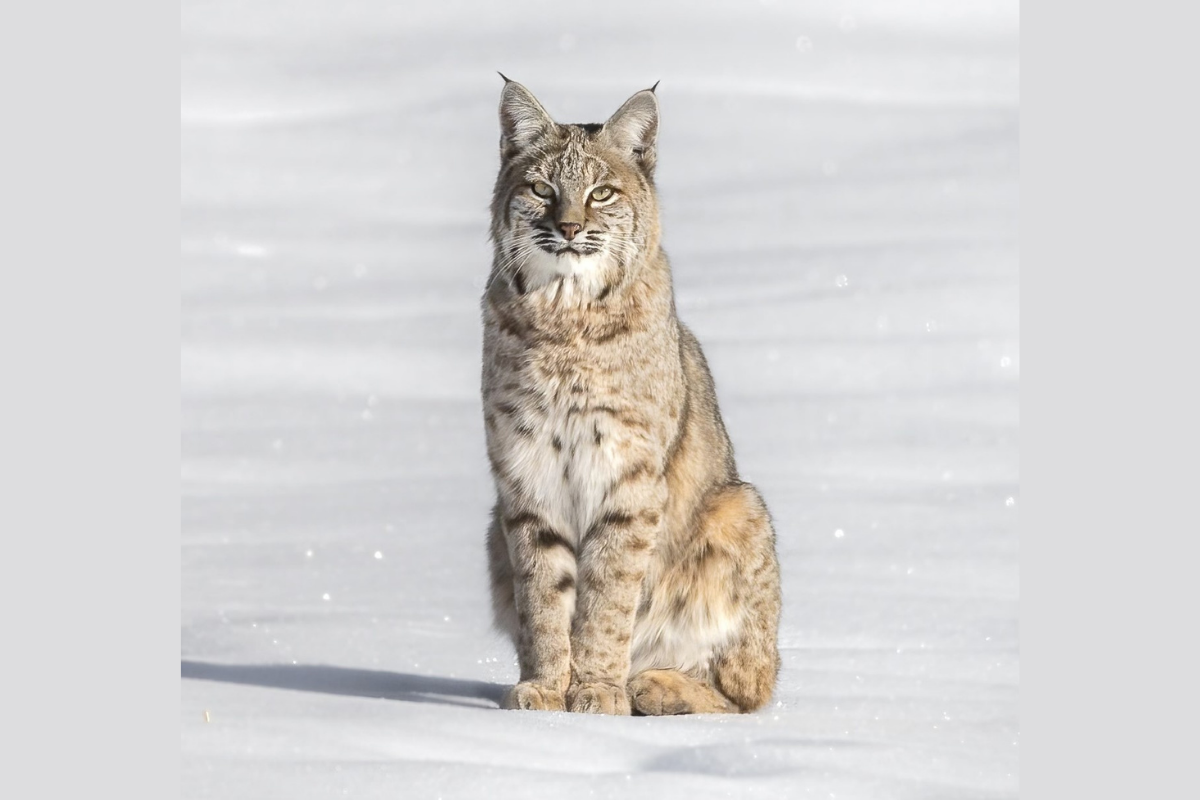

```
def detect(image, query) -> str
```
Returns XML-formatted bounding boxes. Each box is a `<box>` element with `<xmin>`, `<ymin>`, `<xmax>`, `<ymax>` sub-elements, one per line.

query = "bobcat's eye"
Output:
<box><xmin>590</xmin><ymin>186</ymin><xmax>615</xmax><ymax>203</ymax></box>
<box><xmin>531</xmin><ymin>181</ymin><xmax>555</xmax><ymax>199</ymax></box>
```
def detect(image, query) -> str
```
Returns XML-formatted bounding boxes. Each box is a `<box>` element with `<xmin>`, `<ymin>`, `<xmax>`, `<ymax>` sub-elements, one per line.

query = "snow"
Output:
<box><xmin>181</xmin><ymin>2</ymin><xmax>1019</xmax><ymax>797</ymax></box>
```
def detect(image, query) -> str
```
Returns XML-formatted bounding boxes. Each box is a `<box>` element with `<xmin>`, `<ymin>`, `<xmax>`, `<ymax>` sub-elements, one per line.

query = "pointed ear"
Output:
<box><xmin>498</xmin><ymin>80</ymin><xmax>554</xmax><ymax>159</ymax></box>
<box><xmin>603</xmin><ymin>88</ymin><xmax>659</xmax><ymax>176</ymax></box>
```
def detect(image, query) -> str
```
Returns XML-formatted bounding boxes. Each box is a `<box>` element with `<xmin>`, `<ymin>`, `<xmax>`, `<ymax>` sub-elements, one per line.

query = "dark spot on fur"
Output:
<box><xmin>556</xmin><ymin>575</ymin><xmax>575</xmax><ymax>592</ymax></box>
<box><xmin>488</xmin><ymin>453</ymin><xmax>515</xmax><ymax>486</ymax></box>
<box><xmin>504</xmin><ymin>511</ymin><xmax>541</xmax><ymax>530</ymax></box>
<box><xmin>665</xmin><ymin>396</ymin><xmax>691</xmax><ymax>465</ymax></box>
<box><xmin>593</xmin><ymin>322</ymin><xmax>630</xmax><ymax>344</ymax></box>
<box><xmin>535</xmin><ymin>529</ymin><xmax>576</xmax><ymax>554</ymax></box>
<box><xmin>494</xmin><ymin>305</ymin><xmax>531</xmax><ymax>340</ymax></box>
<box><xmin>620</xmin><ymin>415</ymin><xmax>651</xmax><ymax>432</ymax></box>
<box><xmin>616</xmin><ymin>462</ymin><xmax>653</xmax><ymax>487</ymax></box>
<box><xmin>551</xmin><ymin>435</ymin><xmax>563</xmax><ymax>452</ymax></box>
<box><xmin>586</xmin><ymin>511</ymin><xmax>635</xmax><ymax>539</ymax></box>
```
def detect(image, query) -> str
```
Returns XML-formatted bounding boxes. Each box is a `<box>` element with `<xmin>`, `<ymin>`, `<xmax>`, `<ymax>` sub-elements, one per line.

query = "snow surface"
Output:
<box><xmin>181</xmin><ymin>2</ymin><xmax>1019</xmax><ymax>797</ymax></box>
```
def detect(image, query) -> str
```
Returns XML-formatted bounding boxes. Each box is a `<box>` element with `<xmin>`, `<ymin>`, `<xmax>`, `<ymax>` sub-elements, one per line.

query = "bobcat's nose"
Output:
<box><xmin>558</xmin><ymin>222</ymin><xmax>582</xmax><ymax>241</ymax></box>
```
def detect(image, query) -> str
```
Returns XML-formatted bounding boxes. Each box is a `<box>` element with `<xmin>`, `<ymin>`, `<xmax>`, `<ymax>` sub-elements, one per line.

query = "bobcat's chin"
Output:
<box><xmin>522</xmin><ymin>246</ymin><xmax>608</xmax><ymax>292</ymax></box>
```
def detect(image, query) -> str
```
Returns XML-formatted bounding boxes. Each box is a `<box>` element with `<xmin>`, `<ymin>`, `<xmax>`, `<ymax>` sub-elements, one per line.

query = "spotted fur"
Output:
<box><xmin>483</xmin><ymin>80</ymin><xmax>781</xmax><ymax>715</ymax></box>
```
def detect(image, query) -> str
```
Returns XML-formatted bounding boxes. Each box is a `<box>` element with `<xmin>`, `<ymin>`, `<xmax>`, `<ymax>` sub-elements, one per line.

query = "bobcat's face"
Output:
<box><xmin>516</xmin><ymin>152</ymin><xmax>629</xmax><ymax>258</ymax></box>
<box><xmin>491</xmin><ymin>82</ymin><xmax>660</xmax><ymax>293</ymax></box>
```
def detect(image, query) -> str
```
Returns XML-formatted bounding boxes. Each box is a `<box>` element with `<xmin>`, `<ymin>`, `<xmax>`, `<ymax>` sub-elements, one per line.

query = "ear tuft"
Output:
<box><xmin>498</xmin><ymin>81</ymin><xmax>553</xmax><ymax>159</ymax></box>
<box><xmin>603</xmin><ymin>89</ymin><xmax>659</xmax><ymax>176</ymax></box>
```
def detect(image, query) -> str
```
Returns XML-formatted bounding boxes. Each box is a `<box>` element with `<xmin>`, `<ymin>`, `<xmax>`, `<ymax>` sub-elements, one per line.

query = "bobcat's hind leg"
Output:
<box><xmin>711</xmin><ymin>486</ymin><xmax>781</xmax><ymax>712</ymax></box>
<box><xmin>713</xmin><ymin>617</ymin><xmax>780</xmax><ymax>712</ymax></box>
<box><xmin>627</xmin><ymin>669</ymin><xmax>737</xmax><ymax>715</ymax></box>
<box><xmin>631</xmin><ymin>482</ymin><xmax>781</xmax><ymax>713</ymax></box>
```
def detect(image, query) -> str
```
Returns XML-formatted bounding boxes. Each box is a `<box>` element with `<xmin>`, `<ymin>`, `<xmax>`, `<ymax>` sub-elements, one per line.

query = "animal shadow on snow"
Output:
<box><xmin>181</xmin><ymin>660</ymin><xmax>506</xmax><ymax>709</ymax></box>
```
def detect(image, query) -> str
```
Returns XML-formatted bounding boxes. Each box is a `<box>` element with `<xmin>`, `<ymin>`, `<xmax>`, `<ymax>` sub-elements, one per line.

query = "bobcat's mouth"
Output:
<box><xmin>530</xmin><ymin>226</ymin><xmax>602</xmax><ymax>257</ymax></box>
<box><xmin>535</xmin><ymin>241</ymin><xmax>598</xmax><ymax>257</ymax></box>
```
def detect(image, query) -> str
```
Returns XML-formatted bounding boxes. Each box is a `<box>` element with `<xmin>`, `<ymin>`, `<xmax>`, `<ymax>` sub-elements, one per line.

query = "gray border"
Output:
<box><xmin>6</xmin><ymin>1</ymin><xmax>178</xmax><ymax>795</ymax></box>
<box><xmin>1021</xmin><ymin>1</ymin><xmax>1193</xmax><ymax>796</ymax></box>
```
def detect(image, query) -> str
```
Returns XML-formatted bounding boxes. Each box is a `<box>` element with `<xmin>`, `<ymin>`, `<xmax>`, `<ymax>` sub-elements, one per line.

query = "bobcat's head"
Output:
<box><xmin>490</xmin><ymin>79</ymin><xmax>661</xmax><ymax>296</ymax></box>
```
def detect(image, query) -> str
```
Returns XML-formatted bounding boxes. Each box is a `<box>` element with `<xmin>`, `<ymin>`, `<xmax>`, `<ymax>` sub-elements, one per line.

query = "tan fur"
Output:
<box><xmin>482</xmin><ymin>80</ymin><xmax>781</xmax><ymax>715</ymax></box>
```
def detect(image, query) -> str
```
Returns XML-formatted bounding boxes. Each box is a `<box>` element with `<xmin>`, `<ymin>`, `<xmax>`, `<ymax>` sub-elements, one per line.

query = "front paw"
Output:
<box><xmin>502</xmin><ymin>681</ymin><xmax>566</xmax><ymax>712</ymax></box>
<box><xmin>567</xmin><ymin>681</ymin><xmax>631</xmax><ymax>715</ymax></box>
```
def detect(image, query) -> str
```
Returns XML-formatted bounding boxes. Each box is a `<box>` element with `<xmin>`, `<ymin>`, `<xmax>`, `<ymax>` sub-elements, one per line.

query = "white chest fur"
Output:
<box><xmin>521</xmin><ymin>248</ymin><xmax>611</xmax><ymax>298</ymax></box>
<box><xmin>499</xmin><ymin>393</ymin><xmax>624</xmax><ymax>548</ymax></box>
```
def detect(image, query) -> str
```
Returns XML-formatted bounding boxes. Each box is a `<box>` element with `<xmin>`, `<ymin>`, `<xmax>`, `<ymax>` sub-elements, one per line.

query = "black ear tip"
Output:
<box><xmin>498</xmin><ymin>71</ymin><xmax>512</xmax><ymax>84</ymax></box>
<box><xmin>650</xmin><ymin>80</ymin><xmax>660</xmax><ymax>93</ymax></box>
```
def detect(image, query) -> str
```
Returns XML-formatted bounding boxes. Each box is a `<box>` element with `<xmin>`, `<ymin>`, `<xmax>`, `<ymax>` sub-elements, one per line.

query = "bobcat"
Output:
<box><xmin>482</xmin><ymin>79</ymin><xmax>781</xmax><ymax>715</ymax></box>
